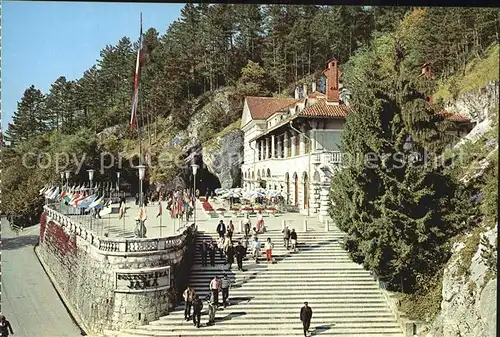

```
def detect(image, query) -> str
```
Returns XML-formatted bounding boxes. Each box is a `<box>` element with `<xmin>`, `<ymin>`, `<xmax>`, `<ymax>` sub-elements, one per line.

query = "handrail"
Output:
<box><xmin>43</xmin><ymin>205</ymin><xmax>195</xmax><ymax>253</ymax></box>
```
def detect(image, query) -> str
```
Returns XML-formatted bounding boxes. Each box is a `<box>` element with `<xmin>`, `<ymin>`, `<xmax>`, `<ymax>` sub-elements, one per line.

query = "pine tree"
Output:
<box><xmin>7</xmin><ymin>85</ymin><xmax>47</xmax><ymax>144</ymax></box>
<box><xmin>329</xmin><ymin>34</ymin><xmax>474</xmax><ymax>292</ymax></box>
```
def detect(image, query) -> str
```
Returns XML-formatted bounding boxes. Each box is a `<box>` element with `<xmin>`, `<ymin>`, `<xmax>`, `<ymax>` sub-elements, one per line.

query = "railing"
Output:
<box><xmin>312</xmin><ymin>151</ymin><xmax>342</xmax><ymax>165</ymax></box>
<box><xmin>43</xmin><ymin>205</ymin><xmax>195</xmax><ymax>253</ymax></box>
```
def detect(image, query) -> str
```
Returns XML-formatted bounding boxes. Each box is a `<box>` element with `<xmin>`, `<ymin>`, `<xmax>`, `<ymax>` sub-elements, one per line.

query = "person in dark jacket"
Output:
<box><xmin>226</xmin><ymin>242</ymin><xmax>235</xmax><ymax>270</ymax></box>
<box><xmin>200</xmin><ymin>240</ymin><xmax>209</xmax><ymax>266</ymax></box>
<box><xmin>300</xmin><ymin>302</ymin><xmax>313</xmax><ymax>336</ymax></box>
<box><xmin>290</xmin><ymin>228</ymin><xmax>298</xmax><ymax>252</ymax></box>
<box><xmin>208</xmin><ymin>241</ymin><xmax>216</xmax><ymax>266</ymax></box>
<box><xmin>192</xmin><ymin>295</ymin><xmax>203</xmax><ymax>328</ymax></box>
<box><xmin>216</xmin><ymin>220</ymin><xmax>226</xmax><ymax>239</ymax></box>
<box><xmin>235</xmin><ymin>241</ymin><xmax>247</xmax><ymax>271</ymax></box>
<box><xmin>0</xmin><ymin>316</ymin><xmax>14</xmax><ymax>336</ymax></box>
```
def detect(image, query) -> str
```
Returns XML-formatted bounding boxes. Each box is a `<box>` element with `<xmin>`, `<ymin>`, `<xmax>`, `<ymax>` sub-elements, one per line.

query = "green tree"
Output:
<box><xmin>329</xmin><ymin>34</ymin><xmax>474</xmax><ymax>292</ymax></box>
<box><xmin>6</xmin><ymin>85</ymin><xmax>47</xmax><ymax>144</ymax></box>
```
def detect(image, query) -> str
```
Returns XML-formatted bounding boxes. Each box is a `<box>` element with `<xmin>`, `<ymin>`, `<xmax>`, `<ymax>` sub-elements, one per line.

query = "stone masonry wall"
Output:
<box><xmin>38</xmin><ymin>212</ymin><xmax>196</xmax><ymax>336</ymax></box>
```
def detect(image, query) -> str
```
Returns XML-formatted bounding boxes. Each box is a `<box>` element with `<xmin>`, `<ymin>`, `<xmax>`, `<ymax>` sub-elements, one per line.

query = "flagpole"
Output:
<box><xmin>137</xmin><ymin>12</ymin><xmax>145</xmax><ymax>238</ymax></box>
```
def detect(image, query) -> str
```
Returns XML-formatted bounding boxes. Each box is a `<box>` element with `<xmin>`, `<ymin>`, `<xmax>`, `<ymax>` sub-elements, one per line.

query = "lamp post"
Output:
<box><xmin>116</xmin><ymin>171</ymin><xmax>121</xmax><ymax>192</ymax></box>
<box><xmin>191</xmin><ymin>164</ymin><xmax>199</xmax><ymax>228</ymax></box>
<box><xmin>87</xmin><ymin>169</ymin><xmax>95</xmax><ymax>192</ymax></box>
<box><xmin>65</xmin><ymin>171</ymin><xmax>71</xmax><ymax>189</ymax></box>
<box><xmin>87</xmin><ymin>169</ymin><xmax>95</xmax><ymax>230</ymax></box>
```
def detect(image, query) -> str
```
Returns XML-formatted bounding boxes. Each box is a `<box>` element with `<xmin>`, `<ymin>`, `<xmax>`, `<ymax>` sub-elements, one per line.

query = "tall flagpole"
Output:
<box><xmin>138</xmin><ymin>13</ymin><xmax>144</xmax><ymax>234</ymax></box>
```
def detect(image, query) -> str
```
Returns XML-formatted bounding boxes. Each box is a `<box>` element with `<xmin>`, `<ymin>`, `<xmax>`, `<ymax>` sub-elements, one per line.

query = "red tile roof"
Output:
<box><xmin>298</xmin><ymin>99</ymin><xmax>354</xmax><ymax>118</ymax></box>
<box><xmin>245</xmin><ymin>97</ymin><xmax>300</xmax><ymax>120</ymax></box>
<box><xmin>306</xmin><ymin>91</ymin><xmax>326</xmax><ymax>99</ymax></box>
<box><xmin>436</xmin><ymin>110</ymin><xmax>471</xmax><ymax>122</ymax></box>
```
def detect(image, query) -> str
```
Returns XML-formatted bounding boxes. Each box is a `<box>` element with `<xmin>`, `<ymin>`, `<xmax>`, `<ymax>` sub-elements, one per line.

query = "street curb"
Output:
<box><xmin>34</xmin><ymin>243</ymin><xmax>88</xmax><ymax>336</ymax></box>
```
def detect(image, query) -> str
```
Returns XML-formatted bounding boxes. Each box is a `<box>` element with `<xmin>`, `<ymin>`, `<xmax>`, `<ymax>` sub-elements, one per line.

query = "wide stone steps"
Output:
<box><xmin>115</xmin><ymin>230</ymin><xmax>403</xmax><ymax>337</ymax></box>
<box><xmin>118</xmin><ymin>326</ymin><xmax>404</xmax><ymax>337</ymax></box>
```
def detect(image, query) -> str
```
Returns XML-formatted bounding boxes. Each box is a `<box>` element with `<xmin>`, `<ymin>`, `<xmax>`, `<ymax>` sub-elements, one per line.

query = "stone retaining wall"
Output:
<box><xmin>37</xmin><ymin>207</ymin><xmax>196</xmax><ymax>335</ymax></box>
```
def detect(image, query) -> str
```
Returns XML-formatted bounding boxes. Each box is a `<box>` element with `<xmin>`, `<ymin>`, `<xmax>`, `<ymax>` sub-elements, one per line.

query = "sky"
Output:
<box><xmin>1</xmin><ymin>1</ymin><xmax>184</xmax><ymax>131</ymax></box>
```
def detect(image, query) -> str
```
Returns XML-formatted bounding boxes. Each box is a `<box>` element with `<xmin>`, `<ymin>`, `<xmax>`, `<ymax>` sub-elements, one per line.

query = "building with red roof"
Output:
<box><xmin>240</xmin><ymin>59</ymin><xmax>473</xmax><ymax>219</ymax></box>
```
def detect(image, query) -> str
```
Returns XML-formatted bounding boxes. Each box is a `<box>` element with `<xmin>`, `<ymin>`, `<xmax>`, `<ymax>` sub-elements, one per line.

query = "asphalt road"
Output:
<box><xmin>1</xmin><ymin>220</ymin><xmax>83</xmax><ymax>337</ymax></box>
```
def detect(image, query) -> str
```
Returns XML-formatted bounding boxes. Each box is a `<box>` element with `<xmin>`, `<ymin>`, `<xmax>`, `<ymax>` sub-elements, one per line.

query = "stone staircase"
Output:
<box><xmin>111</xmin><ymin>228</ymin><xmax>404</xmax><ymax>337</ymax></box>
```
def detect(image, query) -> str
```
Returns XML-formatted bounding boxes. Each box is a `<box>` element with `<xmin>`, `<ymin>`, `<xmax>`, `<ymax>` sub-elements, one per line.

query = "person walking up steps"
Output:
<box><xmin>226</xmin><ymin>240</ymin><xmax>235</xmax><ymax>270</ymax></box>
<box><xmin>300</xmin><ymin>302</ymin><xmax>313</xmax><ymax>336</ymax></box>
<box><xmin>209</xmin><ymin>241</ymin><xmax>216</xmax><ymax>266</ymax></box>
<box><xmin>235</xmin><ymin>241</ymin><xmax>246</xmax><ymax>271</ymax></box>
<box><xmin>200</xmin><ymin>239</ymin><xmax>209</xmax><ymax>266</ymax></box>
<box><xmin>227</xmin><ymin>220</ymin><xmax>234</xmax><ymax>240</ymax></box>
<box><xmin>252</xmin><ymin>236</ymin><xmax>261</xmax><ymax>263</ymax></box>
<box><xmin>217</xmin><ymin>236</ymin><xmax>225</xmax><ymax>262</ymax></box>
<box><xmin>221</xmin><ymin>274</ymin><xmax>232</xmax><ymax>308</ymax></box>
<box><xmin>265</xmin><ymin>237</ymin><xmax>274</xmax><ymax>263</ymax></box>
<box><xmin>290</xmin><ymin>228</ymin><xmax>298</xmax><ymax>252</ymax></box>
<box><xmin>207</xmin><ymin>290</ymin><xmax>217</xmax><ymax>325</ymax></box>
<box><xmin>282</xmin><ymin>226</ymin><xmax>291</xmax><ymax>249</ymax></box>
<box><xmin>192</xmin><ymin>294</ymin><xmax>203</xmax><ymax>328</ymax></box>
<box><xmin>216</xmin><ymin>219</ymin><xmax>226</xmax><ymax>239</ymax></box>
<box><xmin>243</xmin><ymin>214</ymin><xmax>251</xmax><ymax>238</ymax></box>
<box><xmin>256</xmin><ymin>210</ymin><xmax>264</xmax><ymax>232</ymax></box>
<box><xmin>183</xmin><ymin>286</ymin><xmax>195</xmax><ymax>321</ymax></box>
<box><xmin>209</xmin><ymin>276</ymin><xmax>221</xmax><ymax>307</ymax></box>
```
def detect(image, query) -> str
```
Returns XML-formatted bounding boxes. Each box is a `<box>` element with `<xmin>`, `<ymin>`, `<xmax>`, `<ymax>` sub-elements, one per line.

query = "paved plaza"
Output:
<box><xmin>60</xmin><ymin>196</ymin><xmax>331</xmax><ymax>239</ymax></box>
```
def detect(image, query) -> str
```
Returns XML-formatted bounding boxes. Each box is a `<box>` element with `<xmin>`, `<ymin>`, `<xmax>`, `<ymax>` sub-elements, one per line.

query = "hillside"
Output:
<box><xmin>1</xmin><ymin>9</ymin><xmax>498</xmax><ymax>333</ymax></box>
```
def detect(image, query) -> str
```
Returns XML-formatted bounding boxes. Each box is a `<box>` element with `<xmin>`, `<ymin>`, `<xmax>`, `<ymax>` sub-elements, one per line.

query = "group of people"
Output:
<box><xmin>282</xmin><ymin>226</ymin><xmax>298</xmax><ymax>252</ymax></box>
<box><xmin>183</xmin><ymin>283</ymin><xmax>313</xmax><ymax>336</ymax></box>
<box><xmin>182</xmin><ymin>274</ymin><xmax>233</xmax><ymax>327</ymax></box>
<box><xmin>200</xmin><ymin>220</ymin><xmax>247</xmax><ymax>270</ymax></box>
<box><xmin>201</xmin><ymin>218</ymin><xmax>286</xmax><ymax>268</ymax></box>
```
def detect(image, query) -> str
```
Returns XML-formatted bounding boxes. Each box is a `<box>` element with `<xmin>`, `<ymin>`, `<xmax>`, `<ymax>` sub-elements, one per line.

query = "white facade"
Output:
<box><xmin>241</xmin><ymin>97</ymin><xmax>346</xmax><ymax>221</ymax></box>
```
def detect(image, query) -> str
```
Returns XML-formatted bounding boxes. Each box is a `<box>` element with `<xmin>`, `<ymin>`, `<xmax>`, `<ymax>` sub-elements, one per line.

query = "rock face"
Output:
<box><xmin>159</xmin><ymin>88</ymin><xmax>243</xmax><ymax>191</ymax></box>
<box><xmin>445</xmin><ymin>81</ymin><xmax>499</xmax><ymax>123</ymax></box>
<box><xmin>202</xmin><ymin>129</ymin><xmax>244</xmax><ymax>189</ymax></box>
<box><xmin>421</xmin><ymin>224</ymin><xmax>497</xmax><ymax>337</ymax></box>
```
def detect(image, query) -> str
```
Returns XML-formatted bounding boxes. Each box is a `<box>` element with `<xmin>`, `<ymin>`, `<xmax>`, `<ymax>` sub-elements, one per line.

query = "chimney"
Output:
<box><xmin>311</xmin><ymin>81</ymin><xmax>316</xmax><ymax>93</ymax></box>
<box><xmin>294</xmin><ymin>86</ymin><xmax>299</xmax><ymax>99</ymax></box>
<box><xmin>420</xmin><ymin>62</ymin><xmax>435</xmax><ymax>104</ymax></box>
<box><xmin>303</xmin><ymin>83</ymin><xmax>308</xmax><ymax>98</ymax></box>
<box><xmin>323</xmin><ymin>58</ymin><xmax>342</xmax><ymax>104</ymax></box>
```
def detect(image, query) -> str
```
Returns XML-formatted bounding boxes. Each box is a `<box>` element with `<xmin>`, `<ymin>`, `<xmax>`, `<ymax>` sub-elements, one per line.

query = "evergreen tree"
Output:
<box><xmin>7</xmin><ymin>85</ymin><xmax>47</xmax><ymax>144</ymax></box>
<box><xmin>329</xmin><ymin>34</ymin><xmax>474</xmax><ymax>292</ymax></box>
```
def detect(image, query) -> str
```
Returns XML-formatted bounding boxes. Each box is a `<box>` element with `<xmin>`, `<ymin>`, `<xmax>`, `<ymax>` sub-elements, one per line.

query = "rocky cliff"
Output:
<box><xmin>421</xmin><ymin>224</ymin><xmax>497</xmax><ymax>337</ymax></box>
<box><xmin>155</xmin><ymin>88</ymin><xmax>244</xmax><ymax>192</ymax></box>
<box><xmin>202</xmin><ymin>128</ymin><xmax>244</xmax><ymax>188</ymax></box>
<box><xmin>418</xmin><ymin>83</ymin><xmax>498</xmax><ymax>337</ymax></box>
<box><xmin>445</xmin><ymin>81</ymin><xmax>499</xmax><ymax>124</ymax></box>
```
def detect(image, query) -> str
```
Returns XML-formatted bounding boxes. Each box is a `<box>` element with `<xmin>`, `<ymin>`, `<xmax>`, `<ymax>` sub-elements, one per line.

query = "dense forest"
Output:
<box><xmin>1</xmin><ymin>5</ymin><xmax>499</xmax><ymax>309</ymax></box>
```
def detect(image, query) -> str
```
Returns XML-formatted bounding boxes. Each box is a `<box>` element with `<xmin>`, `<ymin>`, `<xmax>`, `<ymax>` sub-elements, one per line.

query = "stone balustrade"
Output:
<box><xmin>312</xmin><ymin>150</ymin><xmax>342</xmax><ymax>165</ymax></box>
<box><xmin>39</xmin><ymin>204</ymin><xmax>198</xmax><ymax>335</ymax></box>
<box><xmin>43</xmin><ymin>205</ymin><xmax>195</xmax><ymax>254</ymax></box>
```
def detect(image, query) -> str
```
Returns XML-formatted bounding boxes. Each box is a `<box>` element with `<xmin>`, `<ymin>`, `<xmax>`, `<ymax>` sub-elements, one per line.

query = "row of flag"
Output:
<box><xmin>155</xmin><ymin>192</ymin><xmax>195</xmax><ymax>218</ymax></box>
<box><xmin>40</xmin><ymin>185</ymin><xmax>112</xmax><ymax>217</ymax></box>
